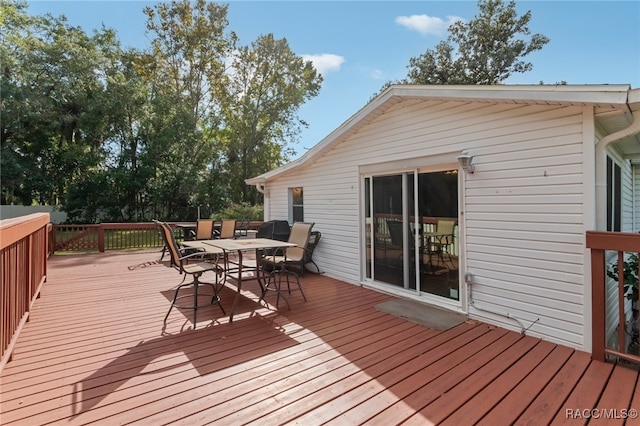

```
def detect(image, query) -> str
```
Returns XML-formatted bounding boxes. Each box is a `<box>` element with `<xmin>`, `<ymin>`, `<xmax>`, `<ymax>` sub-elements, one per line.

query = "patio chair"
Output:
<box><xmin>303</xmin><ymin>231</ymin><xmax>322</xmax><ymax>274</ymax></box>
<box><xmin>193</xmin><ymin>219</ymin><xmax>215</xmax><ymax>240</ymax></box>
<box><xmin>155</xmin><ymin>220</ymin><xmax>225</xmax><ymax>328</ymax></box>
<box><xmin>235</xmin><ymin>218</ymin><xmax>250</xmax><ymax>237</ymax></box>
<box><xmin>259</xmin><ymin>222</ymin><xmax>314</xmax><ymax>309</ymax></box>
<box><xmin>219</xmin><ymin>219</ymin><xmax>237</xmax><ymax>239</ymax></box>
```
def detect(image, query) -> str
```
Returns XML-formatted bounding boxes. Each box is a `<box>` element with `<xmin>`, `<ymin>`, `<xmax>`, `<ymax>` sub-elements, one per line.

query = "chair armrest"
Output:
<box><xmin>178</xmin><ymin>249</ymin><xmax>213</xmax><ymax>262</ymax></box>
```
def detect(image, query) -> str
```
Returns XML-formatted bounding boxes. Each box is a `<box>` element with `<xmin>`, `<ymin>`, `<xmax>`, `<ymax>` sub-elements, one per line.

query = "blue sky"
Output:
<box><xmin>26</xmin><ymin>1</ymin><xmax>640</xmax><ymax>159</ymax></box>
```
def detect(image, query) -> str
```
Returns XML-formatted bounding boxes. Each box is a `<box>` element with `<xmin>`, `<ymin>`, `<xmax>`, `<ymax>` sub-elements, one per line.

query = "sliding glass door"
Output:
<box><xmin>364</xmin><ymin>169</ymin><xmax>460</xmax><ymax>301</ymax></box>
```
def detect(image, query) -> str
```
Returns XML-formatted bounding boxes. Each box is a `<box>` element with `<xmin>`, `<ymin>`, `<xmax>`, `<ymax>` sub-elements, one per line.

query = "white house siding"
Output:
<box><xmin>621</xmin><ymin>154</ymin><xmax>635</xmax><ymax>233</ymax></box>
<box><xmin>266</xmin><ymin>152</ymin><xmax>363</xmax><ymax>284</ymax></box>
<box><xmin>635</xmin><ymin>165</ymin><xmax>640</xmax><ymax>232</ymax></box>
<box><xmin>603</xmin><ymin>151</ymin><xmax>636</xmax><ymax>349</ymax></box>
<box><xmin>266</xmin><ymin>99</ymin><xmax>589</xmax><ymax>349</ymax></box>
<box><xmin>448</xmin><ymin>103</ymin><xmax>587</xmax><ymax>350</ymax></box>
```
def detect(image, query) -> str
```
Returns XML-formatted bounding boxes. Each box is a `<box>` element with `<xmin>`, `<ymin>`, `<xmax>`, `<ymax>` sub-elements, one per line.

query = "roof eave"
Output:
<box><xmin>245</xmin><ymin>84</ymin><xmax>635</xmax><ymax>185</ymax></box>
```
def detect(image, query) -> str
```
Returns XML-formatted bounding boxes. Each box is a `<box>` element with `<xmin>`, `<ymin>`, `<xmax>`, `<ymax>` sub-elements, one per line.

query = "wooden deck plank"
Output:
<box><xmin>1</xmin><ymin>250</ymin><xmax>639</xmax><ymax>426</ymax></box>
<box><xmin>439</xmin><ymin>339</ymin><xmax>561</xmax><ymax>425</ymax></box>
<box><xmin>630</xmin><ymin>375</ymin><xmax>640</xmax><ymax>426</ymax></box>
<box><xmin>168</xmin><ymin>319</ymin><xmax>433</xmax><ymax>424</ymax></box>
<box><xmin>4</xmin><ymin>290</ymin><xmax>397</xmax><ymax>423</ymax></box>
<box><xmin>551</xmin><ymin>359</ymin><xmax>615</xmax><ymax>425</ymax></box>
<box><xmin>252</xmin><ymin>323</ymin><xmax>484</xmax><ymax>425</ymax></box>
<box><xmin>479</xmin><ymin>345</ymin><xmax>586</xmax><ymax>426</ymax></box>
<box><xmin>588</xmin><ymin>365</ymin><xmax>639</xmax><ymax>425</ymax></box>
<box><xmin>402</xmin><ymin>335</ymin><xmax>542</xmax><ymax>425</ymax></box>
<box><xmin>106</xmin><ymin>320</ymin><xmax>426</xmax><ymax>425</ymax></box>
<box><xmin>320</xmin><ymin>324</ymin><xmax>507</xmax><ymax>426</ymax></box>
<box><xmin>364</xmin><ymin>329</ymin><xmax>524</xmax><ymax>425</ymax></box>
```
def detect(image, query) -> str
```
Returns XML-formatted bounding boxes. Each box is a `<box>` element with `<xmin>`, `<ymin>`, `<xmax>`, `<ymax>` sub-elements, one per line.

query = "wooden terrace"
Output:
<box><xmin>2</xmin><ymin>248</ymin><xmax>640</xmax><ymax>425</ymax></box>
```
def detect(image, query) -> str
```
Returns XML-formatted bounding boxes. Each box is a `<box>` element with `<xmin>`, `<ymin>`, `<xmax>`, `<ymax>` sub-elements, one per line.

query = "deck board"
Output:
<box><xmin>1</xmin><ymin>250</ymin><xmax>639</xmax><ymax>425</ymax></box>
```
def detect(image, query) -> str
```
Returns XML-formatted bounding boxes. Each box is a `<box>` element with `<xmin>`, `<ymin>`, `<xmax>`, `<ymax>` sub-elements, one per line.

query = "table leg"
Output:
<box><xmin>229</xmin><ymin>250</ymin><xmax>242</xmax><ymax>323</ymax></box>
<box><xmin>255</xmin><ymin>248</ymin><xmax>267</xmax><ymax>293</ymax></box>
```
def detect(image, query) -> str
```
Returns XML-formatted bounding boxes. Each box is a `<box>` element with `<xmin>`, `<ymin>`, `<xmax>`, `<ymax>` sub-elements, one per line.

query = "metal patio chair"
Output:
<box><xmin>155</xmin><ymin>220</ymin><xmax>225</xmax><ymax>328</ymax></box>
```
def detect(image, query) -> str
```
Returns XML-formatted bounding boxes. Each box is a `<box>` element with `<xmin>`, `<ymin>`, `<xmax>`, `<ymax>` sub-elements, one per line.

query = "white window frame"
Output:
<box><xmin>289</xmin><ymin>187</ymin><xmax>304</xmax><ymax>223</ymax></box>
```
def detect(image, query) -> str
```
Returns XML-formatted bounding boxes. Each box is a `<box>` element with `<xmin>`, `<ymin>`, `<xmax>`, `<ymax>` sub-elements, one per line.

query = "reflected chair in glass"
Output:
<box><xmin>155</xmin><ymin>220</ymin><xmax>225</xmax><ymax>328</ymax></box>
<box><xmin>436</xmin><ymin>219</ymin><xmax>456</xmax><ymax>264</ymax></box>
<box><xmin>386</xmin><ymin>220</ymin><xmax>409</xmax><ymax>268</ymax></box>
<box><xmin>260</xmin><ymin>222</ymin><xmax>314</xmax><ymax>309</ymax></box>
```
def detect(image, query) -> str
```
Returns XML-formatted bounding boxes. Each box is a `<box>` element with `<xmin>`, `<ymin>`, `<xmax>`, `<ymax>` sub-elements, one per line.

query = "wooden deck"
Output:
<box><xmin>1</xmin><ymin>250</ymin><xmax>639</xmax><ymax>425</ymax></box>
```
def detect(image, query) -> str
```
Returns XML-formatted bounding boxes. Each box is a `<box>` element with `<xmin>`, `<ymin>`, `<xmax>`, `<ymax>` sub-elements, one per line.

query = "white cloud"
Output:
<box><xmin>302</xmin><ymin>53</ymin><xmax>345</xmax><ymax>75</ymax></box>
<box><xmin>395</xmin><ymin>14</ymin><xmax>463</xmax><ymax>36</ymax></box>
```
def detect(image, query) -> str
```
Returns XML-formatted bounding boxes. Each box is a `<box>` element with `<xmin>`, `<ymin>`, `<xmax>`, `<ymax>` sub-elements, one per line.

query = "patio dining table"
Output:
<box><xmin>184</xmin><ymin>238</ymin><xmax>296</xmax><ymax>322</ymax></box>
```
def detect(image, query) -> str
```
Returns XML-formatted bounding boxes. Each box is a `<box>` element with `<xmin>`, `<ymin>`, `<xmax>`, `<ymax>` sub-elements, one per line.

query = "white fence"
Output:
<box><xmin>0</xmin><ymin>206</ymin><xmax>67</xmax><ymax>224</ymax></box>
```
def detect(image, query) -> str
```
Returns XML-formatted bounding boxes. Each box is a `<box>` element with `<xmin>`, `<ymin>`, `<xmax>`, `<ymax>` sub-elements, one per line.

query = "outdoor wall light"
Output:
<box><xmin>457</xmin><ymin>152</ymin><xmax>475</xmax><ymax>174</ymax></box>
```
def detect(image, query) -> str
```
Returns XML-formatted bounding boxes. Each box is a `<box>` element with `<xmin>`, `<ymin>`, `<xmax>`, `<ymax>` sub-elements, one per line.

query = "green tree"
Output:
<box><xmin>1</xmin><ymin>0</ymin><xmax>323</xmax><ymax>221</ymax></box>
<box><xmin>406</xmin><ymin>0</ymin><xmax>549</xmax><ymax>85</ymax></box>
<box><xmin>1</xmin><ymin>0</ymin><xmax>118</xmax><ymax>207</ymax></box>
<box><xmin>140</xmin><ymin>0</ymin><xmax>236</xmax><ymax>220</ymax></box>
<box><xmin>220</xmin><ymin>34</ymin><xmax>322</xmax><ymax>204</ymax></box>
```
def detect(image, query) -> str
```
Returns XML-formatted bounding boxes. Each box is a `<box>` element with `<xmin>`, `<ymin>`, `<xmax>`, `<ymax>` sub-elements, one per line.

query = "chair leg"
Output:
<box><xmin>206</xmin><ymin>280</ymin><xmax>225</xmax><ymax>316</ymax></box>
<box><xmin>164</xmin><ymin>281</ymin><xmax>189</xmax><ymax>323</ymax></box>
<box><xmin>259</xmin><ymin>268</ymin><xmax>291</xmax><ymax>310</ymax></box>
<box><xmin>164</xmin><ymin>273</ymin><xmax>225</xmax><ymax>328</ymax></box>
<box><xmin>280</xmin><ymin>266</ymin><xmax>307</xmax><ymax>303</ymax></box>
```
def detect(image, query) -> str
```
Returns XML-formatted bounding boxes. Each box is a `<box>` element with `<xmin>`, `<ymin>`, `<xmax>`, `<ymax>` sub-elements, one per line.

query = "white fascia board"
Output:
<box><xmin>390</xmin><ymin>84</ymin><xmax>631</xmax><ymax>106</ymax></box>
<box><xmin>629</xmin><ymin>88</ymin><xmax>640</xmax><ymax>112</ymax></box>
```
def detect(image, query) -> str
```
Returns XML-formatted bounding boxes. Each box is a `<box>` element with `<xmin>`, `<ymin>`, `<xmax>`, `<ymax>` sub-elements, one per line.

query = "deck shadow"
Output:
<box><xmin>71</xmin><ymin>313</ymin><xmax>298</xmax><ymax>419</ymax></box>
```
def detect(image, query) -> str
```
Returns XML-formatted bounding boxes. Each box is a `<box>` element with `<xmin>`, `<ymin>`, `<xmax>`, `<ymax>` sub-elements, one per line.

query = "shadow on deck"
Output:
<box><xmin>1</xmin><ymin>250</ymin><xmax>639</xmax><ymax>425</ymax></box>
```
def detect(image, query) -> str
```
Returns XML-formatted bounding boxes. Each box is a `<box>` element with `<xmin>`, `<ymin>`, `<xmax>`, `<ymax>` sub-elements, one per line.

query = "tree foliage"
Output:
<box><xmin>1</xmin><ymin>1</ymin><xmax>117</xmax><ymax>206</ymax></box>
<box><xmin>1</xmin><ymin>0</ymin><xmax>321</xmax><ymax>222</ymax></box>
<box><xmin>220</xmin><ymin>34</ymin><xmax>321</xmax><ymax>204</ymax></box>
<box><xmin>406</xmin><ymin>0</ymin><xmax>549</xmax><ymax>85</ymax></box>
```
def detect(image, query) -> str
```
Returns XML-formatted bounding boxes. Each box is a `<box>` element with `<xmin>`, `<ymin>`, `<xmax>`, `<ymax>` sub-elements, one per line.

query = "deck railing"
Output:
<box><xmin>52</xmin><ymin>222</ymin><xmax>166</xmax><ymax>253</ymax></box>
<box><xmin>587</xmin><ymin>230</ymin><xmax>640</xmax><ymax>365</ymax></box>
<box><xmin>1</xmin><ymin>213</ymin><xmax>50</xmax><ymax>372</ymax></box>
<box><xmin>51</xmin><ymin>221</ymin><xmax>265</xmax><ymax>253</ymax></box>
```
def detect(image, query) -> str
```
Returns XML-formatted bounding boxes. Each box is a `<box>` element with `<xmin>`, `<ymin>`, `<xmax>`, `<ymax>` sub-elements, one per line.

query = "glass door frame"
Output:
<box><xmin>360</xmin><ymin>160</ymin><xmax>464</xmax><ymax>309</ymax></box>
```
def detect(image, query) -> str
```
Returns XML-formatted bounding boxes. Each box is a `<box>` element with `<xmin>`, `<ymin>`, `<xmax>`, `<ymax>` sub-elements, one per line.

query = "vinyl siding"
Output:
<box><xmin>635</xmin><ymin>165</ymin><xmax>640</xmax><ymax>232</ymax></box>
<box><xmin>266</xmin><ymin>99</ymin><xmax>589</xmax><ymax>349</ymax></box>
<box><xmin>604</xmin><ymin>153</ymin><xmax>636</xmax><ymax>349</ymax></box>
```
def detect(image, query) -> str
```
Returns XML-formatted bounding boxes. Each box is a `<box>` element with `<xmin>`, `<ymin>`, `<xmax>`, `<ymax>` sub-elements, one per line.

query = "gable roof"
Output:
<box><xmin>246</xmin><ymin>84</ymin><xmax>640</xmax><ymax>185</ymax></box>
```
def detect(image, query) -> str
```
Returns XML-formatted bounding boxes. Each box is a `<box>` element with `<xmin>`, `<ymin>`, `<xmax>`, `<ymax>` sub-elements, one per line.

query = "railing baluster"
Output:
<box><xmin>0</xmin><ymin>213</ymin><xmax>50</xmax><ymax>373</ymax></box>
<box><xmin>587</xmin><ymin>230</ymin><xmax>640</xmax><ymax>366</ymax></box>
<box><xmin>617</xmin><ymin>252</ymin><xmax>626</xmax><ymax>354</ymax></box>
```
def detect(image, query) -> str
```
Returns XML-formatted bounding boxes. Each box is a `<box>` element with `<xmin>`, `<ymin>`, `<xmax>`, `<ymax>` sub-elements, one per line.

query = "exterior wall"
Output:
<box><xmin>620</xmin><ymin>155</ymin><xmax>635</xmax><ymax>233</ymax></box>
<box><xmin>266</xmin><ymin>99</ymin><xmax>589</xmax><ymax>349</ymax></box>
<box><xmin>634</xmin><ymin>165</ymin><xmax>640</xmax><ymax>232</ymax></box>
<box><xmin>604</xmin><ymin>152</ymin><xmax>636</xmax><ymax>348</ymax></box>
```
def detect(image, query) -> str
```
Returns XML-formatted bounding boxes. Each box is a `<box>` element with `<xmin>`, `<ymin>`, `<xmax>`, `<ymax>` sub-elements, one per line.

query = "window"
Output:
<box><xmin>289</xmin><ymin>187</ymin><xmax>304</xmax><ymax>222</ymax></box>
<box><xmin>606</xmin><ymin>156</ymin><xmax>621</xmax><ymax>232</ymax></box>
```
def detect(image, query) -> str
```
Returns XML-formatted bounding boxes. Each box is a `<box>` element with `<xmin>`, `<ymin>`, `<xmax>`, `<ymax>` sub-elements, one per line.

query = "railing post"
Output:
<box><xmin>98</xmin><ymin>224</ymin><xmax>105</xmax><ymax>252</ymax></box>
<box><xmin>591</xmin><ymin>247</ymin><xmax>606</xmax><ymax>362</ymax></box>
<box><xmin>587</xmin><ymin>230</ymin><xmax>640</xmax><ymax>366</ymax></box>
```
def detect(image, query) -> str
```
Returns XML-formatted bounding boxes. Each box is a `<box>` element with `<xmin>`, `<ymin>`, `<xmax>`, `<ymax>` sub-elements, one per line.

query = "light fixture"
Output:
<box><xmin>457</xmin><ymin>152</ymin><xmax>475</xmax><ymax>174</ymax></box>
